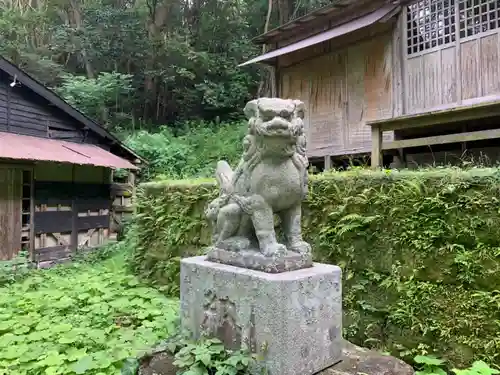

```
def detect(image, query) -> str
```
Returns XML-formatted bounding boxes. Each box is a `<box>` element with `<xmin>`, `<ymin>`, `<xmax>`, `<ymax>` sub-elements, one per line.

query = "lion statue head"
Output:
<box><xmin>243</xmin><ymin>98</ymin><xmax>306</xmax><ymax>159</ymax></box>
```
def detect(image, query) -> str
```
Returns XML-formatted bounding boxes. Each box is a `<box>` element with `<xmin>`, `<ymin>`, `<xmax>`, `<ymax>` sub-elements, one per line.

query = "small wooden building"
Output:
<box><xmin>0</xmin><ymin>56</ymin><xmax>142</xmax><ymax>266</ymax></box>
<box><xmin>241</xmin><ymin>0</ymin><xmax>500</xmax><ymax>169</ymax></box>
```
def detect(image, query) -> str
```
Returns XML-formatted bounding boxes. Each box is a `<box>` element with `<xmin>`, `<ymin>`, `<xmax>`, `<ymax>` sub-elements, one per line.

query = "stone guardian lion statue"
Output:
<box><xmin>205</xmin><ymin>98</ymin><xmax>311</xmax><ymax>258</ymax></box>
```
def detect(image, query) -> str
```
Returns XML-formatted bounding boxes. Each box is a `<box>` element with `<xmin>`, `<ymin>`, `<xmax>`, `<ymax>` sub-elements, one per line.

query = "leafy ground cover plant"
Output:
<box><xmin>72</xmin><ymin>237</ymin><xmax>134</xmax><ymax>265</ymax></box>
<box><xmin>0</xmin><ymin>255</ymin><xmax>179</xmax><ymax>375</ymax></box>
<box><xmin>0</xmin><ymin>250</ymin><xmax>31</xmax><ymax>287</ymax></box>
<box><xmin>414</xmin><ymin>355</ymin><xmax>447</xmax><ymax>375</ymax></box>
<box><xmin>453</xmin><ymin>361</ymin><xmax>500</xmax><ymax>375</ymax></box>
<box><xmin>155</xmin><ymin>334</ymin><xmax>257</xmax><ymax>375</ymax></box>
<box><xmin>414</xmin><ymin>355</ymin><xmax>498</xmax><ymax>375</ymax></box>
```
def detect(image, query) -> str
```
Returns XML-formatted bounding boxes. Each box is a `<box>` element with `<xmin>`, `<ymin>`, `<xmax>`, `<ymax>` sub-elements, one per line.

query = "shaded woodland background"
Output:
<box><xmin>0</xmin><ymin>0</ymin><xmax>331</xmax><ymax>133</ymax></box>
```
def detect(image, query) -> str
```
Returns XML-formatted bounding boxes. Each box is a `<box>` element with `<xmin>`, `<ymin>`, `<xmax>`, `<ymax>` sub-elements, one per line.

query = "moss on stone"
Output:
<box><xmin>131</xmin><ymin>167</ymin><xmax>500</xmax><ymax>367</ymax></box>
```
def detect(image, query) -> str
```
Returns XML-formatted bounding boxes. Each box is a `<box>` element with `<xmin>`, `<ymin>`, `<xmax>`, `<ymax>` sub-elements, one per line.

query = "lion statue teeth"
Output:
<box><xmin>205</xmin><ymin>97</ymin><xmax>312</xmax><ymax>261</ymax></box>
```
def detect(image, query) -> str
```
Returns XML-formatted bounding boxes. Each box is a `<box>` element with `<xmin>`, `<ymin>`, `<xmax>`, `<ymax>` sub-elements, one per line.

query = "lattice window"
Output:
<box><xmin>407</xmin><ymin>0</ymin><xmax>456</xmax><ymax>55</ymax></box>
<box><xmin>407</xmin><ymin>0</ymin><xmax>500</xmax><ymax>55</ymax></box>
<box><xmin>459</xmin><ymin>0</ymin><xmax>500</xmax><ymax>38</ymax></box>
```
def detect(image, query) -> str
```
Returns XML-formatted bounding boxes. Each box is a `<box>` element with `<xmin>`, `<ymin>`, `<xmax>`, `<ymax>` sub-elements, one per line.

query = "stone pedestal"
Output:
<box><xmin>180</xmin><ymin>256</ymin><xmax>343</xmax><ymax>375</ymax></box>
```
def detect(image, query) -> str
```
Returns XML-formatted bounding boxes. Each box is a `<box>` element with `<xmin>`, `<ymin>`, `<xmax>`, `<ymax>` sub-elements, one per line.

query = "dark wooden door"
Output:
<box><xmin>0</xmin><ymin>168</ymin><xmax>22</xmax><ymax>260</ymax></box>
<box><xmin>33</xmin><ymin>181</ymin><xmax>111</xmax><ymax>264</ymax></box>
<box><xmin>33</xmin><ymin>181</ymin><xmax>74</xmax><ymax>263</ymax></box>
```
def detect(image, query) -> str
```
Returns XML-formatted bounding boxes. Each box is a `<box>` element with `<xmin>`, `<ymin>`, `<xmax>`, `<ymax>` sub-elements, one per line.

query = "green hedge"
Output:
<box><xmin>130</xmin><ymin>168</ymin><xmax>500</xmax><ymax>367</ymax></box>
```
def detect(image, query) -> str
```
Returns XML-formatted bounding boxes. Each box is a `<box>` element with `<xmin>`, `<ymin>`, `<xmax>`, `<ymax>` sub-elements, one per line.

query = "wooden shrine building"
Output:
<box><xmin>241</xmin><ymin>0</ymin><xmax>500</xmax><ymax>169</ymax></box>
<box><xmin>0</xmin><ymin>56</ymin><xmax>143</xmax><ymax>265</ymax></box>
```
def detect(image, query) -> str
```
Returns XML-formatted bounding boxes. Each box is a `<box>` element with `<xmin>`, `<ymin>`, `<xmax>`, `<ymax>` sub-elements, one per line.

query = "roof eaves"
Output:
<box><xmin>0</xmin><ymin>56</ymin><xmax>146</xmax><ymax>165</ymax></box>
<box><xmin>0</xmin><ymin>131</ymin><xmax>139</xmax><ymax>170</ymax></box>
<box><xmin>240</xmin><ymin>4</ymin><xmax>399</xmax><ymax>67</ymax></box>
<box><xmin>252</xmin><ymin>1</ymin><xmax>352</xmax><ymax>44</ymax></box>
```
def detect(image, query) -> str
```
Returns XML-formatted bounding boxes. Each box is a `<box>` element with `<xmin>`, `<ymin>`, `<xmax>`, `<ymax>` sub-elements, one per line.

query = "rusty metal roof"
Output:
<box><xmin>0</xmin><ymin>132</ymin><xmax>138</xmax><ymax>169</ymax></box>
<box><xmin>240</xmin><ymin>4</ymin><xmax>399</xmax><ymax>67</ymax></box>
<box><xmin>0</xmin><ymin>56</ymin><xmax>144</xmax><ymax>165</ymax></box>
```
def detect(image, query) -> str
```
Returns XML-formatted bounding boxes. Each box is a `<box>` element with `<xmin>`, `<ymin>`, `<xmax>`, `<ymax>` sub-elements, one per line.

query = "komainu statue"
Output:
<box><xmin>205</xmin><ymin>98</ymin><xmax>313</xmax><ymax>272</ymax></box>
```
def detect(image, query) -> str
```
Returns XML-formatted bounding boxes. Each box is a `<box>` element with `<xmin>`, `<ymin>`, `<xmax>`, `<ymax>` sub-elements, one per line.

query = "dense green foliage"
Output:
<box><xmin>130</xmin><ymin>167</ymin><xmax>500</xmax><ymax>368</ymax></box>
<box><xmin>123</xmin><ymin>120</ymin><xmax>246</xmax><ymax>180</ymax></box>
<box><xmin>1</xmin><ymin>0</ymin><xmax>331</xmax><ymax>132</ymax></box>
<box><xmin>0</xmin><ymin>256</ymin><xmax>179</xmax><ymax>375</ymax></box>
<box><xmin>414</xmin><ymin>355</ymin><xmax>499</xmax><ymax>375</ymax></box>
<box><xmin>55</xmin><ymin>72</ymin><xmax>135</xmax><ymax>131</ymax></box>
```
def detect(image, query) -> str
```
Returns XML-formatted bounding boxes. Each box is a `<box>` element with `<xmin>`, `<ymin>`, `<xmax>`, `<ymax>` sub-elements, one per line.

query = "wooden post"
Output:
<box><xmin>396</xmin><ymin>148</ymin><xmax>407</xmax><ymax>168</ymax></box>
<box><xmin>371</xmin><ymin>125</ymin><xmax>382</xmax><ymax>169</ymax></box>
<box><xmin>29</xmin><ymin>168</ymin><xmax>35</xmax><ymax>262</ymax></box>
<box><xmin>71</xmin><ymin>165</ymin><xmax>78</xmax><ymax>253</ymax></box>
<box><xmin>127</xmin><ymin>170</ymin><xmax>136</xmax><ymax>213</ymax></box>
<box><xmin>461</xmin><ymin>123</ymin><xmax>467</xmax><ymax>157</ymax></box>
<box><xmin>269</xmin><ymin>65</ymin><xmax>277</xmax><ymax>97</ymax></box>
<box><xmin>394</xmin><ymin>130</ymin><xmax>407</xmax><ymax>168</ymax></box>
<box><xmin>324</xmin><ymin>155</ymin><xmax>332</xmax><ymax>171</ymax></box>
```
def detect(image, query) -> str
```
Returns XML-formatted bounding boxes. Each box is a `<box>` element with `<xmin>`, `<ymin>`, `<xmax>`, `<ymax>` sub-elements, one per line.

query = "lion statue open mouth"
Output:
<box><xmin>248</xmin><ymin>97</ymin><xmax>305</xmax><ymax>158</ymax></box>
<box><xmin>204</xmin><ymin>98</ymin><xmax>311</xmax><ymax>258</ymax></box>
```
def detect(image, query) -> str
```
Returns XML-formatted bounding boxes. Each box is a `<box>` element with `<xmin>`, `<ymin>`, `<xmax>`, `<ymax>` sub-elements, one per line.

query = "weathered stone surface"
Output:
<box><xmin>206</xmin><ymin>246</ymin><xmax>313</xmax><ymax>273</ymax></box>
<box><xmin>180</xmin><ymin>256</ymin><xmax>343</xmax><ymax>375</ymax></box>
<box><xmin>139</xmin><ymin>351</ymin><xmax>177</xmax><ymax>375</ymax></box>
<box><xmin>323</xmin><ymin>341</ymin><xmax>415</xmax><ymax>375</ymax></box>
<box><xmin>215</xmin><ymin>236</ymin><xmax>253</xmax><ymax>252</ymax></box>
<box><xmin>138</xmin><ymin>340</ymin><xmax>415</xmax><ymax>375</ymax></box>
<box><xmin>205</xmin><ymin>98</ymin><xmax>312</xmax><ymax>265</ymax></box>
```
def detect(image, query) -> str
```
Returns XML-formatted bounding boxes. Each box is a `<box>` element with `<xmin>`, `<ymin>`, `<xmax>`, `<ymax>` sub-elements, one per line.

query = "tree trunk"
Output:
<box><xmin>143</xmin><ymin>0</ymin><xmax>169</xmax><ymax>121</ymax></box>
<box><xmin>278</xmin><ymin>0</ymin><xmax>294</xmax><ymax>25</ymax></box>
<box><xmin>68</xmin><ymin>0</ymin><xmax>95</xmax><ymax>78</ymax></box>
<box><xmin>187</xmin><ymin>0</ymin><xmax>201</xmax><ymax>43</ymax></box>
<box><xmin>257</xmin><ymin>0</ymin><xmax>275</xmax><ymax>98</ymax></box>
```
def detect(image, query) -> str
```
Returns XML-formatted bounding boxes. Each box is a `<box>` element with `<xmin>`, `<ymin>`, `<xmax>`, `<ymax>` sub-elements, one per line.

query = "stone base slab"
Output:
<box><xmin>180</xmin><ymin>256</ymin><xmax>343</xmax><ymax>375</ymax></box>
<box><xmin>139</xmin><ymin>341</ymin><xmax>415</xmax><ymax>375</ymax></box>
<box><xmin>206</xmin><ymin>247</ymin><xmax>313</xmax><ymax>273</ymax></box>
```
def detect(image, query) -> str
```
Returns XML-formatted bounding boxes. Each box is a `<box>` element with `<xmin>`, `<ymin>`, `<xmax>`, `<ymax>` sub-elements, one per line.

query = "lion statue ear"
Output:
<box><xmin>244</xmin><ymin>100</ymin><xmax>259</xmax><ymax>120</ymax></box>
<box><xmin>292</xmin><ymin>100</ymin><xmax>305</xmax><ymax>119</ymax></box>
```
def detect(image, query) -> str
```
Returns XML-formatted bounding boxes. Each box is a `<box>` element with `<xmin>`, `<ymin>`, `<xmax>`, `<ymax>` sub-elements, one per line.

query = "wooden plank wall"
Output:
<box><xmin>0</xmin><ymin>71</ymin><xmax>101</xmax><ymax>143</ymax></box>
<box><xmin>32</xmin><ymin>163</ymin><xmax>112</xmax><ymax>265</ymax></box>
<box><xmin>33</xmin><ymin>163</ymin><xmax>73</xmax><ymax>263</ymax></box>
<box><xmin>110</xmin><ymin>182</ymin><xmax>134</xmax><ymax>239</ymax></box>
<box><xmin>74</xmin><ymin>166</ymin><xmax>111</xmax><ymax>252</ymax></box>
<box><xmin>280</xmin><ymin>64</ymin><xmax>312</xmax><ymax>145</ymax></box>
<box><xmin>403</xmin><ymin>6</ymin><xmax>500</xmax><ymax>114</ymax></box>
<box><xmin>279</xmin><ymin>32</ymin><xmax>395</xmax><ymax>157</ymax></box>
<box><xmin>0</xmin><ymin>168</ymin><xmax>22</xmax><ymax>260</ymax></box>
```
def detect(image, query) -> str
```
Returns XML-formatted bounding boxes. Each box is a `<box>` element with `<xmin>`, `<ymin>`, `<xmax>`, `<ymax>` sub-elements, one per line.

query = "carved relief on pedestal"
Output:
<box><xmin>201</xmin><ymin>290</ymin><xmax>242</xmax><ymax>350</ymax></box>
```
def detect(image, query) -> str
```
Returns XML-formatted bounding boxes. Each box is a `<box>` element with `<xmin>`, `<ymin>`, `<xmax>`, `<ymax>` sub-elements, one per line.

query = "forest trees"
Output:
<box><xmin>0</xmin><ymin>0</ymin><xmax>331</xmax><ymax>132</ymax></box>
